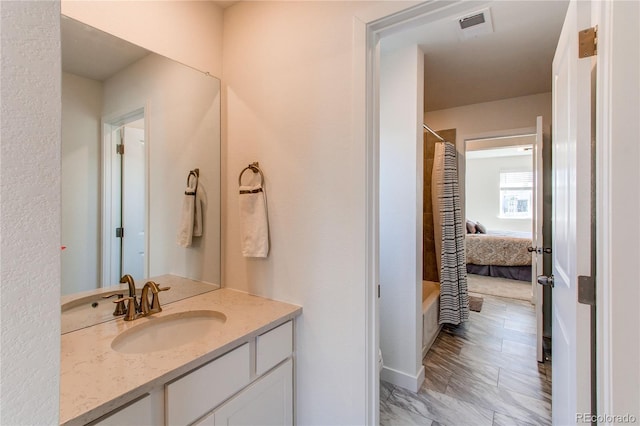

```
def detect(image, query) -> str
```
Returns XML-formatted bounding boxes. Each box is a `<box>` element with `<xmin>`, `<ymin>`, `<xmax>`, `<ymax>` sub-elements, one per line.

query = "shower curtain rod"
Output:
<box><xmin>423</xmin><ymin>123</ymin><xmax>446</xmax><ymax>142</ymax></box>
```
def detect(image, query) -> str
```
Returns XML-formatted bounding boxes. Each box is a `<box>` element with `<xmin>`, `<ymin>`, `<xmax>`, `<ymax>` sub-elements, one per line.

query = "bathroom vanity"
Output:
<box><xmin>60</xmin><ymin>288</ymin><xmax>301</xmax><ymax>425</ymax></box>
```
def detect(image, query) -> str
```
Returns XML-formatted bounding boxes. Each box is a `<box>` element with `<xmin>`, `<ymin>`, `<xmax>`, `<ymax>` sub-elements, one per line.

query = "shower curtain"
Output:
<box><xmin>432</xmin><ymin>141</ymin><xmax>469</xmax><ymax>325</ymax></box>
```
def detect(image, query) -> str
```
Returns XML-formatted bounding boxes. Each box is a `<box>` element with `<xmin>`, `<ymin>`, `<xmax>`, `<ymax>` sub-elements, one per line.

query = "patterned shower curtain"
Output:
<box><xmin>432</xmin><ymin>141</ymin><xmax>469</xmax><ymax>325</ymax></box>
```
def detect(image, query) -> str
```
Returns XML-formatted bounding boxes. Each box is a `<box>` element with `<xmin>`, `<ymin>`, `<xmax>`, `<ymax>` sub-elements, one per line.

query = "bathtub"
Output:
<box><xmin>422</xmin><ymin>281</ymin><xmax>441</xmax><ymax>357</ymax></box>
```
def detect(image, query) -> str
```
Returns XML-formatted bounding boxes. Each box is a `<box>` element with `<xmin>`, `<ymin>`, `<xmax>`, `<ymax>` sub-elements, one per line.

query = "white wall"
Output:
<box><xmin>222</xmin><ymin>2</ymin><xmax>418</xmax><ymax>424</ymax></box>
<box><xmin>61</xmin><ymin>0</ymin><xmax>224</xmax><ymax>78</ymax></box>
<box><xmin>0</xmin><ymin>1</ymin><xmax>61</xmax><ymax>423</ymax></box>
<box><xmin>379</xmin><ymin>45</ymin><xmax>425</xmax><ymax>391</ymax></box>
<box><xmin>466</xmin><ymin>154</ymin><xmax>533</xmax><ymax>233</ymax></box>
<box><xmin>425</xmin><ymin>92</ymin><xmax>552</xmax><ymax>141</ymax></box>
<box><xmin>61</xmin><ymin>72</ymin><xmax>103</xmax><ymax>295</ymax></box>
<box><xmin>103</xmin><ymin>53</ymin><xmax>221</xmax><ymax>285</ymax></box>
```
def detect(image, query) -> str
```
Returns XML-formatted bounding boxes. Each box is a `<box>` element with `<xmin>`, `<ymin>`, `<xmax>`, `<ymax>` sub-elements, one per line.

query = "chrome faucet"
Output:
<box><xmin>119</xmin><ymin>274</ymin><xmax>140</xmax><ymax>314</ymax></box>
<box><xmin>140</xmin><ymin>281</ymin><xmax>171</xmax><ymax>316</ymax></box>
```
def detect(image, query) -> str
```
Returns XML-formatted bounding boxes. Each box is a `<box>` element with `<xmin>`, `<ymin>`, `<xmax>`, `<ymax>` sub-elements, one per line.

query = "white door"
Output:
<box><xmin>550</xmin><ymin>0</ymin><xmax>594</xmax><ymax>423</ymax></box>
<box><xmin>103</xmin><ymin>113</ymin><xmax>147</xmax><ymax>287</ymax></box>
<box><xmin>531</xmin><ymin>115</ymin><xmax>545</xmax><ymax>362</ymax></box>
<box><xmin>121</xmin><ymin>125</ymin><xmax>146</xmax><ymax>281</ymax></box>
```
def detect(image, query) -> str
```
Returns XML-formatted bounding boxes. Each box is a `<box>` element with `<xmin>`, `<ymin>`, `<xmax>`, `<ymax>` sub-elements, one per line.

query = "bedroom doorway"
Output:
<box><xmin>464</xmin><ymin>131</ymin><xmax>536</xmax><ymax>302</ymax></box>
<box><xmin>463</xmin><ymin>117</ymin><xmax>549</xmax><ymax>364</ymax></box>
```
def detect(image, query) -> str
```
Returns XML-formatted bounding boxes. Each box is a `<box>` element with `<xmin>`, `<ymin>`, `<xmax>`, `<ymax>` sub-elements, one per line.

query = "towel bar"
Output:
<box><xmin>238</xmin><ymin>162</ymin><xmax>264</xmax><ymax>186</ymax></box>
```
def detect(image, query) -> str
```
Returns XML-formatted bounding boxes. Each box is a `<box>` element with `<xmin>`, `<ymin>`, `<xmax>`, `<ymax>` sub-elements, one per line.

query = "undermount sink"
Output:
<box><xmin>111</xmin><ymin>310</ymin><xmax>227</xmax><ymax>354</ymax></box>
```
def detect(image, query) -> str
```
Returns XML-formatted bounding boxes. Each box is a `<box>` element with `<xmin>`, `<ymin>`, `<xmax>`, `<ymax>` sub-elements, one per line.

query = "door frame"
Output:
<box><xmin>101</xmin><ymin>106</ymin><xmax>149</xmax><ymax>287</ymax></box>
<box><xmin>358</xmin><ymin>0</ymin><xmax>621</xmax><ymax>422</ymax></box>
<box><xmin>357</xmin><ymin>3</ymin><xmax>494</xmax><ymax>422</ymax></box>
<box><xmin>591</xmin><ymin>0</ymin><xmax>639</xmax><ymax>418</ymax></box>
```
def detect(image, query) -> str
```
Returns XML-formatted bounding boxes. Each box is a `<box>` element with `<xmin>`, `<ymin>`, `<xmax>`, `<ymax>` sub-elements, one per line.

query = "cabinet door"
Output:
<box><xmin>210</xmin><ymin>358</ymin><xmax>293</xmax><ymax>426</ymax></box>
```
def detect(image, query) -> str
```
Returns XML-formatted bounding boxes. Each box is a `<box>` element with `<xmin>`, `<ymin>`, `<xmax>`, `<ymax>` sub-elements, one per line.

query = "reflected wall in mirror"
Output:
<box><xmin>61</xmin><ymin>16</ymin><xmax>221</xmax><ymax>299</ymax></box>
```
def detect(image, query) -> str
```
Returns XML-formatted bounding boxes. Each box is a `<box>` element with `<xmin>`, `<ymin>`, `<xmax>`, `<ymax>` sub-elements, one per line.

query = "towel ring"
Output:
<box><xmin>185</xmin><ymin>169</ymin><xmax>199</xmax><ymax>195</ymax></box>
<box><xmin>238</xmin><ymin>162</ymin><xmax>264</xmax><ymax>186</ymax></box>
<box><xmin>186</xmin><ymin>170</ymin><xmax>198</xmax><ymax>186</ymax></box>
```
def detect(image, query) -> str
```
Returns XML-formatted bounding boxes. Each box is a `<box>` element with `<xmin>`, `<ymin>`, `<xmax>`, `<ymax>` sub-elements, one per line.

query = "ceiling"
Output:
<box><xmin>381</xmin><ymin>1</ymin><xmax>569</xmax><ymax>112</ymax></box>
<box><xmin>61</xmin><ymin>16</ymin><xmax>150</xmax><ymax>81</ymax></box>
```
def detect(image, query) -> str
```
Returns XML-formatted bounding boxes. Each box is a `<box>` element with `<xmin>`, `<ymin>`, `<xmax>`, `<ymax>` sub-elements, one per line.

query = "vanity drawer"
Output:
<box><xmin>91</xmin><ymin>394</ymin><xmax>152</xmax><ymax>426</ymax></box>
<box><xmin>165</xmin><ymin>343</ymin><xmax>250</xmax><ymax>426</ymax></box>
<box><xmin>256</xmin><ymin>321</ymin><xmax>293</xmax><ymax>376</ymax></box>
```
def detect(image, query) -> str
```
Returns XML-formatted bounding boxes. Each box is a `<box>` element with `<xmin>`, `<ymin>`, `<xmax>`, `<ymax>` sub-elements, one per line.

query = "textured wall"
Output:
<box><xmin>0</xmin><ymin>1</ymin><xmax>61</xmax><ymax>423</ymax></box>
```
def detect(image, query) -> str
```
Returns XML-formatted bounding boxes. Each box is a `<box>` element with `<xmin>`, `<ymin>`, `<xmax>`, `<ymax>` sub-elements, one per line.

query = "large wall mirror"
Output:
<box><xmin>61</xmin><ymin>16</ymin><xmax>221</xmax><ymax>331</ymax></box>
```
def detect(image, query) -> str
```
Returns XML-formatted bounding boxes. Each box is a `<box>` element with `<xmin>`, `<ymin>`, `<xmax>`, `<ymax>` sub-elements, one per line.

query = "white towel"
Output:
<box><xmin>177</xmin><ymin>173</ymin><xmax>203</xmax><ymax>247</ymax></box>
<box><xmin>239</xmin><ymin>183</ymin><xmax>269</xmax><ymax>257</ymax></box>
<box><xmin>193</xmin><ymin>182</ymin><xmax>205</xmax><ymax>238</ymax></box>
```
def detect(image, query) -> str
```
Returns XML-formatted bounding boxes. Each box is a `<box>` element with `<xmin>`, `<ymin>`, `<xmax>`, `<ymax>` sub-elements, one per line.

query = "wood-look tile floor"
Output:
<box><xmin>381</xmin><ymin>292</ymin><xmax>552</xmax><ymax>426</ymax></box>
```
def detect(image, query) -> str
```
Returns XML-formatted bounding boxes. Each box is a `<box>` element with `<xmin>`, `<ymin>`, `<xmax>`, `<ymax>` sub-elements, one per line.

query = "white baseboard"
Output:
<box><xmin>380</xmin><ymin>364</ymin><xmax>425</xmax><ymax>393</ymax></box>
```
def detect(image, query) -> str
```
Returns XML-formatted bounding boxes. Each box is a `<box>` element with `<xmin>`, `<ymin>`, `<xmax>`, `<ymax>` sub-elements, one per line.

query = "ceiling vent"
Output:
<box><xmin>455</xmin><ymin>8</ymin><xmax>494</xmax><ymax>40</ymax></box>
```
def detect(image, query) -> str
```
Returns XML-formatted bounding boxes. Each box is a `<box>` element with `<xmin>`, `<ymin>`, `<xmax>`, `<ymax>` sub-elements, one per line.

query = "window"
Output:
<box><xmin>499</xmin><ymin>170</ymin><xmax>532</xmax><ymax>218</ymax></box>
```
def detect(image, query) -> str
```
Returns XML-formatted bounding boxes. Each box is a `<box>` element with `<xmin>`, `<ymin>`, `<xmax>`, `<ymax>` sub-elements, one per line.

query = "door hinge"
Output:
<box><xmin>578</xmin><ymin>275</ymin><xmax>596</xmax><ymax>305</ymax></box>
<box><xmin>116</xmin><ymin>144</ymin><xmax>124</xmax><ymax>155</ymax></box>
<box><xmin>579</xmin><ymin>26</ymin><xmax>597</xmax><ymax>58</ymax></box>
<box><xmin>115</xmin><ymin>227</ymin><xmax>124</xmax><ymax>238</ymax></box>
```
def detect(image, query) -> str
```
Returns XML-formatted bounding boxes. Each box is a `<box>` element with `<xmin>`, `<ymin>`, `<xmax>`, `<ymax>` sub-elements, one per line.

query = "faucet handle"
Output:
<box><xmin>152</xmin><ymin>286</ymin><xmax>171</xmax><ymax>312</ymax></box>
<box><xmin>113</xmin><ymin>296</ymin><xmax>137</xmax><ymax>321</ymax></box>
<box><xmin>103</xmin><ymin>293</ymin><xmax>126</xmax><ymax>316</ymax></box>
<box><xmin>140</xmin><ymin>281</ymin><xmax>171</xmax><ymax>315</ymax></box>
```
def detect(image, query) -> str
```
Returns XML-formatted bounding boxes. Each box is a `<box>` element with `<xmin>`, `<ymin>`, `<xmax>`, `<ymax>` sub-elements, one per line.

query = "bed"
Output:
<box><xmin>465</xmin><ymin>229</ymin><xmax>532</xmax><ymax>282</ymax></box>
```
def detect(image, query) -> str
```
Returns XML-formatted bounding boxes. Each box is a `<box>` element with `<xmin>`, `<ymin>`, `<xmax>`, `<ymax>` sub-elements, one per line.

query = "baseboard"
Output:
<box><xmin>381</xmin><ymin>364</ymin><xmax>425</xmax><ymax>393</ymax></box>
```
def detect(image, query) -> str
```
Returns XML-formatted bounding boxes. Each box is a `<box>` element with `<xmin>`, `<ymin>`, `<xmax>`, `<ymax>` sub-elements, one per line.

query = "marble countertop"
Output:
<box><xmin>60</xmin><ymin>288</ymin><xmax>302</xmax><ymax>425</ymax></box>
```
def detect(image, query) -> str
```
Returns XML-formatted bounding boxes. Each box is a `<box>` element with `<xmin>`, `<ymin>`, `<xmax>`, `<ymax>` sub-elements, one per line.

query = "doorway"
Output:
<box><xmin>102</xmin><ymin>109</ymin><xmax>148</xmax><ymax>287</ymax></box>
<box><xmin>370</xmin><ymin>2</ymin><xmax>565</xmax><ymax>424</ymax></box>
<box><xmin>464</xmin><ymin>132</ymin><xmax>536</xmax><ymax>301</ymax></box>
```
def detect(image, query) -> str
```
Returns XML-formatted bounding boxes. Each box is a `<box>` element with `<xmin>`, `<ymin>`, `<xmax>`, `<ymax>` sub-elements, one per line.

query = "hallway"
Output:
<box><xmin>381</xmin><ymin>292</ymin><xmax>551</xmax><ymax>425</ymax></box>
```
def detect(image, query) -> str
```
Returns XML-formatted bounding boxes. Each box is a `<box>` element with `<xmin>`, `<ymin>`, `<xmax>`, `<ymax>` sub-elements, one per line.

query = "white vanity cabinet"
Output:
<box><xmin>166</xmin><ymin>320</ymin><xmax>293</xmax><ymax>426</ymax></box>
<box><xmin>61</xmin><ymin>288</ymin><xmax>301</xmax><ymax>426</ymax></box>
<box><xmin>88</xmin><ymin>321</ymin><xmax>294</xmax><ymax>426</ymax></box>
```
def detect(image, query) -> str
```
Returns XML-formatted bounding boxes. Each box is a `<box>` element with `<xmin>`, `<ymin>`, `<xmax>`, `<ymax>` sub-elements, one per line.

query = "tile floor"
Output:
<box><xmin>381</xmin><ymin>290</ymin><xmax>551</xmax><ymax>426</ymax></box>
